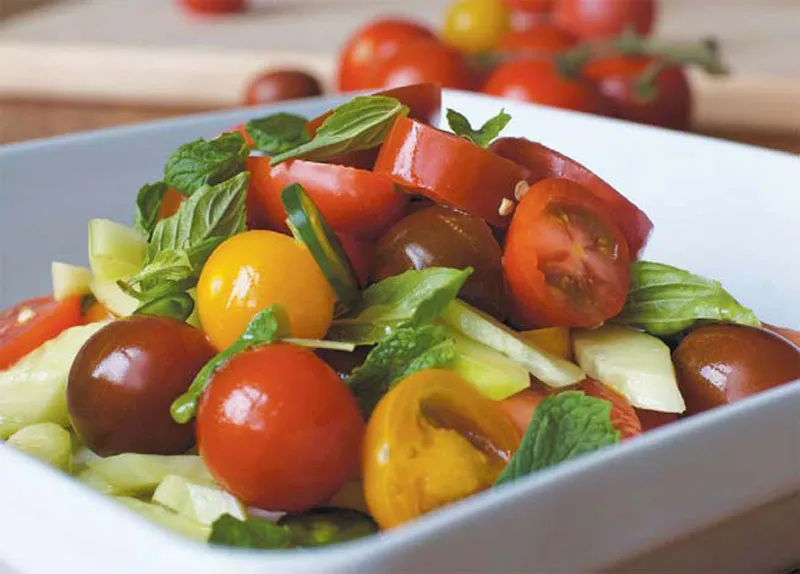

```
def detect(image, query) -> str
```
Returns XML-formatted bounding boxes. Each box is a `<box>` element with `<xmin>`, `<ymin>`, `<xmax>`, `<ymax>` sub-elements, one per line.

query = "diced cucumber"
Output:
<box><xmin>447</xmin><ymin>330</ymin><xmax>530</xmax><ymax>400</ymax></box>
<box><xmin>51</xmin><ymin>262</ymin><xmax>92</xmax><ymax>301</ymax></box>
<box><xmin>7</xmin><ymin>422</ymin><xmax>72</xmax><ymax>472</ymax></box>
<box><xmin>152</xmin><ymin>474</ymin><xmax>245</xmax><ymax>525</ymax></box>
<box><xmin>90</xmin><ymin>277</ymin><xmax>139</xmax><ymax>317</ymax></box>
<box><xmin>573</xmin><ymin>325</ymin><xmax>686</xmax><ymax>413</ymax></box>
<box><xmin>78</xmin><ymin>454</ymin><xmax>214</xmax><ymax>496</ymax></box>
<box><xmin>440</xmin><ymin>300</ymin><xmax>585</xmax><ymax>388</ymax></box>
<box><xmin>0</xmin><ymin>323</ymin><xmax>104</xmax><ymax>439</ymax></box>
<box><xmin>116</xmin><ymin>497</ymin><xmax>211</xmax><ymax>542</ymax></box>
<box><xmin>88</xmin><ymin>218</ymin><xmax>146</xmax><ymax>280</ymax></box>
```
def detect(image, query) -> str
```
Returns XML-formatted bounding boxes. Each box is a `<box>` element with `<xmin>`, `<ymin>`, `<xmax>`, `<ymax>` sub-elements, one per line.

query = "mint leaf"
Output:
<box><xmin>133</xmin><ymin>292</ymin><xmax>195</xmax><ymax>322</ymax></box>
<box><xmin>210</xmin><ymin>514</ymin><xmax>291</xmax><ymax>549</ymax></box>
<box><xmin>614</xmin><ymin>261</ymin><xmax>761</xmax><ymax>336</ymax></box>
<box><xmin>270</xmin><ymin>96</ymin><xmax>409</xmax><ymax>165</ymax></box>
<box><xmin>133</xmin><ymin>181</ymin><xmax>167</xmax><ymax>239</ymax></box>
<box><xmin>164</xmin><ymin>132</ymin><xmax>248</xmax><ymax>194</ymax></box>
<box><xmin>348</xmin><ymin>325</ymin><xmax>456</xmax><ymax>416</ymax></box>
<box><xmin>496</xmin><ymin>391</ymin><xmax>619</xmax><ymax>486</ymax></box>
<box><xmin>171</xmin><ymin>305</ymin><xmax>289</xmax><ymax>423</ymax></box>
<box><xmin>446</xmin><ymin>108</ymin><xmax>511</xmax><ymax>148</ymax></box>
<box><xmin>246</xmin><ymin>113</ymin><xmax>310</xmax><ymax>155</ymax></box>
<box><xmin>328</xmin><ymin>267</ymin><xmax>472</xmax><ymax>344</ymax></box>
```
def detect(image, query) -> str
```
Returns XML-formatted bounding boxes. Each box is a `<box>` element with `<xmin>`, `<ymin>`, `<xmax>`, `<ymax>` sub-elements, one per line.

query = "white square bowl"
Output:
<box><xmin>0</xmin><ymin>91</ymin><xmax>798</xmax><ymax>573</ymax></box>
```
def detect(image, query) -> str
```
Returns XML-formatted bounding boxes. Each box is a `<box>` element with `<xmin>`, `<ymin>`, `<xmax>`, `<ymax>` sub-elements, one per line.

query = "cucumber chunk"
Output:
<box><xmin>78</xmin><ymin>454</ymin><xmax>214</xmax><ymax>496</ymax></box>
<box><xmin>448</xmin><ymin>329</ymin><xmax>530</xmax><ymax>400</ymax></box>
<box><xmin>152</xmin><ymin>474</ymin><xmax>245</xmax><ymax>525</ymax></box>
<box><xmin>116</xmin><ymin>497</ymin><xmax>210</xmax><ymax>542</ymax></box>
<box><xmin>90</xmin><ymin>277</ymin><xmax>139</xmax><ymax>317</ymax></box>
<box><xmin>7</xmin><ymin>422</ymin><xmax>72</xmax><ymax>472</ymax></box>
<box><xmin>51</xmin><ymin>262</ymin><xmax>92</xmax><ymax>301</ymax></box>
<box><xmin>88</xmin><ymin>218</ymin><xmax>146</xmax><ymax>280</ymax></box>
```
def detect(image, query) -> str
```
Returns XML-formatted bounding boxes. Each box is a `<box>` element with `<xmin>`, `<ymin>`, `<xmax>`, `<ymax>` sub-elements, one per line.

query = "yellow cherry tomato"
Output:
<box><xmin>443</xmin><ymin>0</ymin><xmax>511</xmax><ymax>54</ymax></box>
<box><xmin>197</xmin><ymin>230</ymin><xmax>335</xmax><ymax>349</ymax></box>
<box><xmin>519</xmin><ymin>326</ymin><xmax>572</xmax><ymax>360</ymax></box>
<box><xmin>363</xmin><ymin>369</ymin><xmax>520</xmax><ymax>529</ymax></box>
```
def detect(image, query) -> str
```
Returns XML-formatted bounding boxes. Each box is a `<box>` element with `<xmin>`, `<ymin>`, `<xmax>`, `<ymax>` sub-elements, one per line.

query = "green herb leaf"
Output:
<box><xmin>171</xmin><ymin>305</ymin><xmax>288</xmax><ymax>423</ymax></box>
<box><xmin>496</xmin><ymin>391</ymin><xmax>620</xmax><ymax>486</ymax></box>
<box><xmin>133</xmin><ymin>181</ymin><xmax>168</xmax><ymax>239</ymax></box>
<box><xmin>614</xmin><ymin>261</ymin><xmax>761</xmax><ymax>336</ymax></box>
<box><xmin>128</xmin><ymin>249</ymin><xmax>194</xmax><ymax>291</ymax></box>
<box><xmin>209</xmin><ymin>514</ymin><xmax>291</xmax><ymax>549</ymax></box>
<box><xmin>134</xmin><ymin>292</ymin><xmax>195</xmax><ymax>322</ymax></box>
<box><xmin>278</xmin><ymin>508</ymin><xmax>378</xmax><ymax>547</ymax></box>
<box><xmin>328</xmin><ymin>267</ymin><xmax>472</xmax><ymax>345</ymax></box>
<box><xmin>446</xmin><ymin>108</ymin><xmax>511</xmax><ymax>148</ymax></box>
<box><xmin>348</xmin><ymin>325</ymin><xmax>456</xmax><ymax>416</ymax></box>
<box><xmin>270</xmin><ymin>96</ymin><xmax>409</xmax><ymax>165</ymax></box>
<box><xmin>246</xmin><ymin>113</ymin><xmax>310</xmax><ymax>155</ymax></box>
<box><xmin>164</xmin><ymin>132</ymin><xmax>249</xmax><ymax>195</ymax></box>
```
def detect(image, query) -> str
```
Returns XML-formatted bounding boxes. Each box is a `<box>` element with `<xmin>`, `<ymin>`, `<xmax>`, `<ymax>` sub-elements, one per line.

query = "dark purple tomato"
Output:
<box><xmin>67</xmin><ymin>316</ymin><xmax>216</xmax><ymax>456</ymax></box>
<box><xmin>243</xmin><ymin>70</ymin><xmax>323</xmax><ymax>105</ymax></box>
<box><xmin>371</xmin><ymin>205</ymin><xmax>508</xmax><ymax>320</ymax></box>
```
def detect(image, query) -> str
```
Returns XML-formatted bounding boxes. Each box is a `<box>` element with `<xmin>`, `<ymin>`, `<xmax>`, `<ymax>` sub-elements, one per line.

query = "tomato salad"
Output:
<box><xmin>2</xmin><ymin>84</ymin><xmax>799</xmax><ymax>549</ymax></box>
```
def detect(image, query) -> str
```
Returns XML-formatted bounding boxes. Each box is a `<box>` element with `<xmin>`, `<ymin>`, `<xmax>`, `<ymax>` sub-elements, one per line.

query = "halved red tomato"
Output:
<box><xmin>1</xmin><ymin>296</ymin><xmax>83</xmax><ymax>370</ymax></box>
<box><xmin>373</xmin><ymin>116</ymin><xmax>528</xmax><ymax>227</ymax></box>
<box><xmin>248</xmin><ymin>156</ymin><xmax>407</xmax><ymax>239</ymax></box>
<box><xmin>490</xmin><ymin>137</ymin><xmax>652</xmax><ymax>257</ymax></box>
<box><xmin>503</xmin><ymin>178</ymin><xmax>630</xmax><ymax>328</ymax></box>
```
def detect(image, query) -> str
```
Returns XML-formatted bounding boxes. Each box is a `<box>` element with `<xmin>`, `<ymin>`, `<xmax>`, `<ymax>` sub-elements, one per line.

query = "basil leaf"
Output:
<box><xmin>133</xmin><ymin>181</ymin><xmax>168</xmax><ymax>239</ymax></box>
<box><xmin>270</xmin><ymin>96</ymin><xmax>409</xmax><ymax>165</ymax></box>
<box><xmin>614</xmin><ymin>261</ymin><xmax>760</xmax><ymax>336</ymax></box>
<box><xmin>278</xmin><ymin>508</ymin><xmax>378</xmax><ymax>547</ymax></box>
<box><xmin>171</xmin><ymin>305</ymin><xmax>288</xmax><ymax>423</ymax></box>
<box><xmin>446</xmin><ymin>108</ymin><xmax>511</xmax><ymax>148</ymax></box>
<box><xmin>128</xmin><ymin>249</ymin><xmax>193</xmax><ymax>291</ymax></box>
<box><xmin>348</xmin><ymin>325</ymin><xmax>456</xmax><ymax>416</ymax></box>
<box><xmin>210</xmin><ymin>514</ymin><xmax>291</xmax><ymax>549</ymax></box>
<box><xmin>134</xmin><ymin>292</ymin><xmax>195</xmax><ymax>322</ymax></box>
<box><xmin>246</xmin><ymin>113</ymin><xmax>310</xmax><ymax>155</ymax></box>
<box><xmin>164</xmin><ymin>132</ymin><xmax>248</xmax><ymax>194</ymax></box>
<box><xmin>328</xmin><ymin>267</ymin><xmax>472</xmax><ymax>344</ymax></box>
<box><xmin>496</xmin><ymin>391</ymin><xmax>620</xmax><ymax>486</ymax></box>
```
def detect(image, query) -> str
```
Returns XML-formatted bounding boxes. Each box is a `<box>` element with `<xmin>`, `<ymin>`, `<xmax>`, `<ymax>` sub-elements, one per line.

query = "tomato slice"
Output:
<box><xmin>490</xmin><ymin>137</ymin><xmax>653</xmax><ymax>257</ymax></box>
<box><xmin>0</xmin><ymin>296</ymin><xmax>83</xmax><ymax>370</ymax></box>
<box><xmin>374</xmin><ymin>116</ymin><xmax>528</xmax><ymax>227</ymax></box>
<box><xmin>503</xmin><ymin>178</ymin><xmax>631</xmax><ymax>328</ymax></box>
<box><xmin>248</xmin><ymin>156</ymin><xmax>407</xmax><ymax>239</ymax></box>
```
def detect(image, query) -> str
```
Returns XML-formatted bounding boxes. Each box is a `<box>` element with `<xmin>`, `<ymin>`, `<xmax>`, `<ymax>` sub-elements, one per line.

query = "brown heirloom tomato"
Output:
<box><xmin>242</xmin><ymin>70</ymin><xmax>323</xmax><ymax>106</ymax></box>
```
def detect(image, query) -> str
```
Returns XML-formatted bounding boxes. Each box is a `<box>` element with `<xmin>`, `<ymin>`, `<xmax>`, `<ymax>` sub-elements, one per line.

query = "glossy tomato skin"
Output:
<box><xmin>179</xmin><ymin>0</ymin><xmax>246</xmax><ymax>14</ymax></box>
<box><xmin>503</xmin><ymin>178</ymin><xmax>631</xmax><ymax>329</ymax></box>
<box><xmin>243</xmin><ymin>70</ymin><xmax>323</xmax><ymax>106</ymax></box>
<box><xmin>673</xmin><ymin>325</ymin><xmax>800</xmax><ymax>415</ymax></box>
<box><xmin>374</xmin><ymin>116</ymin><xmax>528</xmax><ymax>227</ymax></box>
<box><xmin>483</xmin><ymin>59</ymin><xmax>605</xmax><ymax>115</ymax></box>
<box><xmin>635</xmin><ymin>408</ymin><xmax>678</xmax><ymax>432</ymax></box>
<box><xmin>496</xmin><ymin>24</ymin><xmax>577</xmax><ymax>55</ymax></box>
<box><xmin>67</xmin><ymin>316</ymin><xmax>215</xmax><ymax>456</ymax></box>
<box><xmin>338</xmin><ymin>19</ymin><xmax>436</xmax><ymax>92</ymax></box>
<box><xmin>372</xmin><ymin>205</ymin><xmax>508</xmax><ymax>320</ymax></box>
<box><xmin>197</xmin><ymin>344</ymin><xmax>364</xmax><ymax>512</ymax></box>
<box><xmin>490</xmin><ymin>137</ymin><xmax>652</xmax><ymax>257</ymax></box>
<box><xmin>247</xmin><ymin>156</ymin><xmax>407</xmax><ymax>239</ymax></box>
<box><xmin>554</xmin><ymin>0</ymin><xmax>656</xmax><ymax>39</ymax></box>
<box><xmin>585</xmin><ymin>56</ymin><xmax>691</xmax><ymax>130</ymax></box>
<box><xmin>372</xmin><ymin>38</ymin><xmax>475</xmax><ymax>91</ymax></box>
<box><xmin>0</xmin><ymin>296</ymin><xmax>82</xmax><ymax>370</ymax></box>
<box><xmin>336</xmin><ymin>233</ymin><xmax>373</xmax><ymax>288</ymax></box>
<box><xmin>764</xmin><ymin>324</ymin><xmax>800</xmax><ymax>348</ymax></box>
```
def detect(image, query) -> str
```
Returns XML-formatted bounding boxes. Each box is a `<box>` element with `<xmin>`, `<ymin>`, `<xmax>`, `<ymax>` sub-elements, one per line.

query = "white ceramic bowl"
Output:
<box><xmin>0</xmin><ymin>91</ymin><xmax>798</xmax><ymax>573</ymax></box>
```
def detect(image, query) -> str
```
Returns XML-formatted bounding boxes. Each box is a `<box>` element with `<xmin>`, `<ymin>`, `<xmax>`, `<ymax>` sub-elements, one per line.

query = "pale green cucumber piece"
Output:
<box><xmin>78</xmin><ymin>454</ymin><xmax>214</xmax><ymax>496</ymax></box>
<box><xmin>116</xmin><ymin>497</ymin><xmax>211</xmax><ymax>542</ymax></box>
<box><xmin>51</xmin><ymin>262</ymin><xmax>92</xmax><ymax>301</ymax></box>
<box><xmin>152</xmin><ymin>474</ymin><xmax>245</xmax><ymax>525</ymax></box>
<box><xmin>0</xmin><ymin>322</ymin><xmax>104</xmax><ymax>439</ymax></box>
<box><xmin>447</xmin><ymin>330</ymin><xmax>530</xmax><ymax>400</ymax></box>
<box><xmin>90</xmin><ymin>277</ymin><xmax>138</xmax><ymax>317</ymax></box>
<box><xmin>440</xmin><ymin>300</ymin><xmax>584</xmax><ymax>388</ymax></box>
<box><xmin>88</xmin><ymin>218</ymin><xmax>146</xmax><ymax>279</ymax></box>
<box><xmin>7</xmin><ymin>422</ymin><xmax>72</xmax><ymax>472</ymax></box>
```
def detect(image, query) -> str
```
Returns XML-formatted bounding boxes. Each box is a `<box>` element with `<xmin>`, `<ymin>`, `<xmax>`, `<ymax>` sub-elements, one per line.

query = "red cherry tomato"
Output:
<box><xmin>336</xmin><ymin>233</ymin><xmax>373</xmax><ymax>288</ymax></box>
<box><xmin>497</xmin><ymin>24</ymin><xmax>577</xmax><ymax>54</ymax></box>
<box><xmin>338</xmin><ymin>19</ymin><xmax>436</xmax><ymax>92</ymax></box>
<box><xmin>372</xmin><ymin>38</ymin><xmax>475</xmax><ymax>91</ymax></box>
<box><xmin>584</xmin><ymin>56</ymin><xmax>692</xmax><ymax>130</ymax></box>
<box><xmin>0</xmin><ymin>296</ymin><xmax>82</xmax><ymax>370</ymax></box>
<box><xmin>197</xmin><ymin>344</ymin><xmax>364</xmax><ymax>512</ymax></box>
<box><xmin>490</xmin><ymin>137</ymin><xmax>652</xmax><ymax>257</ymax></box>
<box><xmin>374</xmin><ymin>116</ymin><xmax>528</xmax><ymax>228</ymax></box>
<box><xmin>503</xmin><ymin>178</ymin><xmax>631</xmax><ymax>328</ymax></box>
<box><xmin>503</xmin><ymin>0</ymin><xmax>553</xmax><ymax>12</ymax></box>
<box><xmin>248</xmin><ymin>156</ymin><xmax>407</xmax><ymax>239</ymax></box>
<box><xmin>483</xmin><ymin>58</ymin><xmax>605</xmax><ymax>115</ymax></box>
<box><xmin>179</xmin><ymin>0</ymin><xmax>246</xmax><ymax>14</ymax></box>
<box><xmin>554</xmin><ymin>0</ymin><xmax>656</xmax><ymax>39</ymax></box>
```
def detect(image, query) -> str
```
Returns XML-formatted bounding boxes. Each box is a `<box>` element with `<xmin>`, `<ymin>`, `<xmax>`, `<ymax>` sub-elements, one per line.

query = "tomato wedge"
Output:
<box><xmin>0</xmin><ymin>296</ymin><xmax>83</xmax><ymax>370</ymax></box>
<box><xmin>503</xmin><ymin>178</ymin><xmax>631</xmax><ymax>328</ymax></box>
<box><xmin>374</xmin><ymin>116</ymin><xmax>528</xmax><ymax>227</ymax></box>
<box><xmin>248</xmin><ymin>156</ymin><xmax>407</xmax><ymax>239</ymax></box>
<box><xmin>490</xmin><ymin>137</ymin><xmax>652</xmax><ymax>257</ymax></box>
